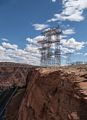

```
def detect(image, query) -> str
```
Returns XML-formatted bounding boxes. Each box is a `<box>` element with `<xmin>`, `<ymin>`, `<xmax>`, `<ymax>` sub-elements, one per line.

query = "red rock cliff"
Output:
<box><xmin>0</xmin><ymin>63</ymin><xmax>87</xmax><ymax>120</ymax></box>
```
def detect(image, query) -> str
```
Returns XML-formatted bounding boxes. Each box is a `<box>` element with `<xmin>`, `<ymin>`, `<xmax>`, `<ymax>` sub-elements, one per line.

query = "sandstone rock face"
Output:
<box><xmin>18</xmin><ymin>67</ymin><xmax>87</xmax><ymax>120</ymax></box>
<box><xmin>0</xmin><ymin>62</ymin><xmax>32</xmax><ymax>88</ymax></box>
<box><xmin>0</xmin><ymin>63</ymin><xmax>87</xmax><ymax>120</ymax></box>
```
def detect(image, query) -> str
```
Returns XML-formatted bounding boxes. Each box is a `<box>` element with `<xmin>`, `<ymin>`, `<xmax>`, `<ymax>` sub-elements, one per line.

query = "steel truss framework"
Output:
<box><xmin>38</xmin><ymin>27</ymin><xmax>62</xmax><ymax>66</ymax></box>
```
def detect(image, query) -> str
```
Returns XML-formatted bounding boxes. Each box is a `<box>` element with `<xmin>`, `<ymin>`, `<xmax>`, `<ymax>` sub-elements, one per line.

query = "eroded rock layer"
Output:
<box><xmin>0</xmin><ymin>63</ymin><xmax>87</xmax><ymax>120</ymax></box>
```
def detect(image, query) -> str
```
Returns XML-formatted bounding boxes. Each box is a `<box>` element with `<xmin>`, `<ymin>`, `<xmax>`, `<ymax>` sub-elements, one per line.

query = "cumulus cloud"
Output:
<box><xmin>61</xmin><ymin>38</ymin><xmax>85</xmax><ymax>50</ymax></box>
<box><xmin>26</xmin><ymin>36</ymin><xmax>44</xmax><ymax>42</ymax></box>
<box><xmin>51</xmin><ymin>0</ymin><xmax>56</xmax><ymax>2</ymax></box>
<box><xmin>33</xmin><ymin>35</ymin><xmax>45</xmax><ymax>42</ymax></box>
<box><xmin>2</xmin><ymin>42</ymin><xmax>18</xmax><ymax>50</ymax></box>
<box><xmin>32</xmin><ymin>23</ymin><xmax>49</xmax><ymax>30</ymax></box>
<box><xmin>60</xmin><ymin>35</ymin><xmax>67</xmax><ymax>39</ymax></box>
<box><xmin>26</xmin><ymin>36</ymin><xmax>45</xmax><ymax>47</ymax></box>
<box><xmin>0</xmin><ymin>46</ymin><xmax>5</xmax><ymax>51</ymax></box>
<box><xmin>0</xmin><ymin>45</ymin><xmax>5</xmax><ymax>56</ymax></box>
<box><xmin>50</xmin><ymin>36</ymin><xmax>85</xmax><ymax>55</ymax></box>
<box><xmin>0</xmin><ymin>38</ymin><xmax>41</xmax><ymax>65</ymax></box>
<box><xmin>61</xmin><ymin>45</ymin><xmax>74</xmax><ymax>54</ymax></box>
<box><xmin>0</xmin><ymin>56</ymin><xmax>15</xmax><ymax>62</ymax></box>
<box><xmin>14</xmin><ymin>35</ymin><xmax>43</xmax><ymax>64</ymax></box>
<box><xmin>62</xmin><ymin>28</ymin><xmax>75</xmax><ymax>35</ymax></box>
<box><xmin>26</xmin><ymin>37</ymin><xmax>33</xmax><ymax>43</ymax></box>
<box><xmin>47</xmin><ymin>0</ymin><xmax>87</xmax><ymax>22</ymax></box>
<box><xmin>1</xmin><ymin>38</ymin><xmax>9</xmax><ymax>42</ymax></box>
<box><xmin>25</xmin><ymin>44</ymin><xmax>39</xmax><ymax>54</ymax></box>
<box><xmin>76</xmin><ymin>52</ymin><xmax>83</xmax><ymax>55</ymax></box>
<box><xmin>0</xmin><ymin>35</ymin><xmax>86</xmax><ymax>65</ymax></box>
<box><xmin>84</xmin><ymin>53</ymin><xmax>87</xmax><ymax>56</ymax></box>
<box><xmin>25</xmin><ymin>36</ymin><xmax>41</xmax><ymax>61</ymax></box>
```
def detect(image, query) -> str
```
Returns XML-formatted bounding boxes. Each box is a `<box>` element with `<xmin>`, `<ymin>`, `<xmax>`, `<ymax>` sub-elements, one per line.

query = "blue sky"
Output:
<box><xmin>0</xmin><ymin>0</ymin><xmax>87</xmax><ymax>65</ymax></box>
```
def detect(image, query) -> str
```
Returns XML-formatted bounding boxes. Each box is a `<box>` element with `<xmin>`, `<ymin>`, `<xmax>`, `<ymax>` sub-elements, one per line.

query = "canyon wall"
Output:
<box><xmin>0</xmin><ymin>63</ymin><xmax>87</xmax><ymax>120</ymax></box>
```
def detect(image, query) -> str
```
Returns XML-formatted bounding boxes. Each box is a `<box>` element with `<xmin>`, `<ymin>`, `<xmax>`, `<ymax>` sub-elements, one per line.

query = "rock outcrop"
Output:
<box><xmin>0</xmin><ymin>63</ymin><xmax>87</xmax><ymax>120</ymax></box>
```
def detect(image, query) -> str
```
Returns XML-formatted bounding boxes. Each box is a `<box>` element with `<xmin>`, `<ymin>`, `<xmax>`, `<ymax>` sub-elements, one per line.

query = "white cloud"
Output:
<box><xmin>25</xmin><ymin>35</ymin><xmax>45</xmax><ymax>55</ymax></box>
<box><xmin>26</xmin><ymin>35</ymin><xmax>45</xmax><ymax>47</ymax></box>
<box><xmin>33</xmin><ymin>35</ymin><xmax>45</xmax><ymax>42</ymax></box>
<box><xmin>0</xmin><ymin>46</ymin><xmax>5</xmax><ymax>51</ymax></box>
<box><xmin>76</xmin><ymin>52</ymin><xmax>83</xmax><ymax>55</ymax></box>
<box><xmin>26</xmin><ymin>37</ymin><xmax>33</xmax><ymax>43</ymax></box>
<box><xmin>51</xmin><ymin>0</ymin><xmax>56</xmax><ymax>2</ymax></box>
<box><xmin>14</xmin><ymin>49</ymin><xmax>27</xmax><ymax>57</ymax></box>
<box><xmin>25</xmin><ymin>44</ymin><xmax>39</xmax><ymax>54</ymax></box>
<box><xmin>61</xmin><ymin>38</ymin><xmax>85</xmax><ymax>50</ymax></box>
<box><xmin>0</xmin><ymin>35</ymin><xmax>86</xmax><ymax>65</ymax></box>
<box><xmin>32</xmin><ymin>23</ymin><xmax>49</xmax><ymax>30</ymax></box>
<box><xmin>84</xmin><ymin>53</ymin><xmax>87</xmax><ymax>56</ymax></box>
<box><xmin>0</xmin><ymin>40</ymin><xmax>41</xmax><ymax>65</ymax></box>
<box><xmin>62</xmin><ymin>28</ymin><xmax>75</xmax><ymax>35</ymax></box>
<box><xmin>1</xmin><ymin>38</ymin><xmax>9</xmax><ymax>42</ymax></box>
<box><xmin>55</xmin><ymin>11</ymin><xmax>84</xmax><ymax>22</ymax></box>
<box><xmin>0</xmin><ymin>56</ymin><xmax>15</xmax><ymax>62</ymax></box>
<box><xmin>0</xmin><ymin>46</ymin><xmax>5</xmax><ymax>56</ymax></box>
<box><xmin>60</xmin><ymin>35</ymin><xmax>67</xmax><ymax>39</ymax></box>
<box><xmin>48</xmin><ymin>10</ymin><xmax>84</xmax><ymax>22</ymax></box>
<box><xmin>2</xmin><ymin>42</ymin><xmax>18</xmax><ymax>50</ymax></box>
<box><xmin>47</xmin><ymin>0</ymin><xmax>87</xmax><ymax>22</ymax></box>
<box><xmin>61</xmin><ymin>45</ymin><xmax>74</xmax><ymax>53</ymax></box>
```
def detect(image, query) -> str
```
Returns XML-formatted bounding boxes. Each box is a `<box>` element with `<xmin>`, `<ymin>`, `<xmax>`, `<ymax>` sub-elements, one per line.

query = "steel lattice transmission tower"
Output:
<box><xmin>38</xmin><ymin>27</ymin><xmax>62</xmax><ymax>66</ymax></box>
<box><xmin>65</xmin><ymin>52</ymin><xmax>72</xmax><ymax>65</ymax></box>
